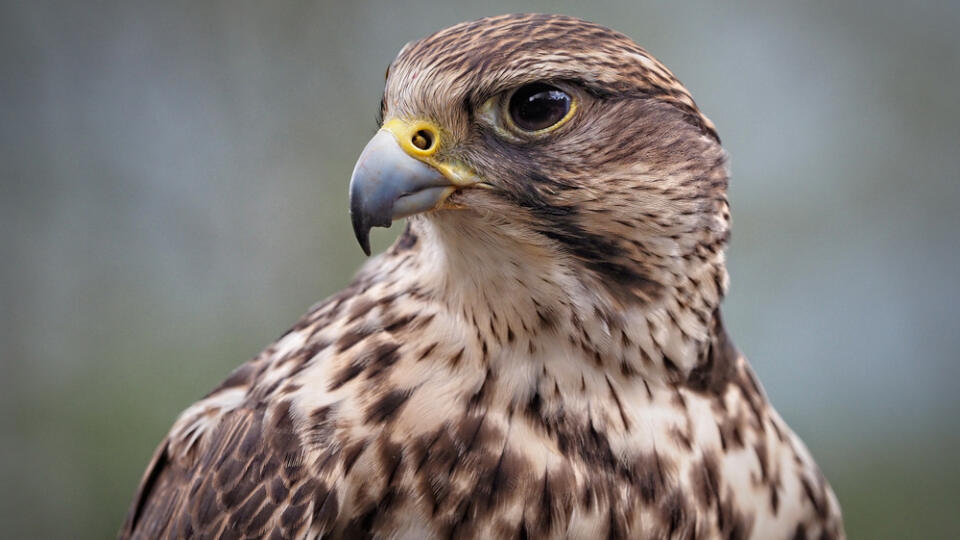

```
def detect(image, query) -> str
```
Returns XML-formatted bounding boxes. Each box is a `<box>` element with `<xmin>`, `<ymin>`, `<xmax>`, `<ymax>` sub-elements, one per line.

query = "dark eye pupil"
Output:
<box><xmin>508</xmin><ymin>83</ymin><xmax>571</xmax><ymax>132</ymax></box>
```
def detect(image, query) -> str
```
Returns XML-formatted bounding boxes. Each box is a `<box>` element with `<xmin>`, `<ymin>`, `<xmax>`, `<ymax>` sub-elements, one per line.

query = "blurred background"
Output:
<box><xmin>2</xmin><ymin>0</ymin><xmax>958</xmax><ymax>537</ymax></box>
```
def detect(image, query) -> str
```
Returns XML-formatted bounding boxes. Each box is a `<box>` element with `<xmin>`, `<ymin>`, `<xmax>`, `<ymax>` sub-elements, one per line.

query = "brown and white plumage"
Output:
<box><xmin>120</xmin><ymin>14</ymin><xmax>843</xmax><ymax>539</ymax></box>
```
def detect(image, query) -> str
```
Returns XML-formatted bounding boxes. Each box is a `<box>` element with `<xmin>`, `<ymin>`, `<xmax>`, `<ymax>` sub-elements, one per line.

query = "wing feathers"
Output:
<box><xmin>119</xmin><ymin>402</ymin><xmax>339</xmax><ymax>539</ymax></box>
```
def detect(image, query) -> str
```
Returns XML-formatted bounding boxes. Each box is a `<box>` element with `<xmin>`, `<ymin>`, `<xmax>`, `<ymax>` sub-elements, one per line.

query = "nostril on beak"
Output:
<box><xmin>382</xmin><ymin>119</ymin><xmax>441</xmax><ymax>157</ymax></box>
<box><xmin>411</xmin><ymin>129</ymin><xmax>434</xmax><ymax>151</ymax></box>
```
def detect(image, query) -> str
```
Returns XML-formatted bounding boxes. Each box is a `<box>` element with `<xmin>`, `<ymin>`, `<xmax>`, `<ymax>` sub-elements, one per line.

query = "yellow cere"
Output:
<box><xmin>381</xmin><ymin>118</ymin><xmax>479</xmax><ymax>187</ymax></box>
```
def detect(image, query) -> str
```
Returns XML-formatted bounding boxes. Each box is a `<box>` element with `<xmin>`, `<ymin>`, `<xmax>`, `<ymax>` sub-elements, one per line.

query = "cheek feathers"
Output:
<box><xmin>465</xmin><ymin>97</ymin><xmax>727</xmax><ymax>305</ymax></box>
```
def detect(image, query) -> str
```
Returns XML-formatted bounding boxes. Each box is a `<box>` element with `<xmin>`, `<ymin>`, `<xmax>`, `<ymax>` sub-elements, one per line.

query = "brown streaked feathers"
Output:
<box><xmin>120</xmin><ymin>14</ymin><xmax>843</xmax><ymax>539</ymax></box>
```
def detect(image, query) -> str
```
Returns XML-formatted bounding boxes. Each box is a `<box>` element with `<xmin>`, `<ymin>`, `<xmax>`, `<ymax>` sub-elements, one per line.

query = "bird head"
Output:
<box><xmin>350</xmin><ymin>14</ymin><xmax>730</xmax><ymax>308</ymax></box>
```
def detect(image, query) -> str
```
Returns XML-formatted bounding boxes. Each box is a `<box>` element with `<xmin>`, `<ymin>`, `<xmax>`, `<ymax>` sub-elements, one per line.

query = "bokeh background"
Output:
<box><xmin>2</xmin><ymin>0</ymin><xmax>958</xmax><ymax>537</ymax></box>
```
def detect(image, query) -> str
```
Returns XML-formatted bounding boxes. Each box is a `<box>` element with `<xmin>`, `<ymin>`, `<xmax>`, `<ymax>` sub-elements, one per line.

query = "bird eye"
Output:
<box><xmin>507</xmin><ymin>83</ymin><xmax>572</xmax><ymax>132</ymax></box>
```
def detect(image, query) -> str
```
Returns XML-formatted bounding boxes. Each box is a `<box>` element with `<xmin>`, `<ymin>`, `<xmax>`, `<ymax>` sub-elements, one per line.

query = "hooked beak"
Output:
<box><xmin>348</xmin><ymin>119</ymin><xmax>479</xmax><ymax>255</ymax></box>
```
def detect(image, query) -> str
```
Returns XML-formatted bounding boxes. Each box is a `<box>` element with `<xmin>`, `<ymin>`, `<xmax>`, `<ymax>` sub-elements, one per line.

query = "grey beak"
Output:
<box><xmin>348</xmin><ymin>130</ymin><xmax>452</xmax><ymax>255</ymax></box>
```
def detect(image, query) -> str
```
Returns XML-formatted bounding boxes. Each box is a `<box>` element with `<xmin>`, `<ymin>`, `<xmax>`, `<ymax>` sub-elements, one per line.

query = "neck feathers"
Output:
<box><xmin>389</xmin><ymin>209</ymin><xmax>732</xmax><ymax>386</ymax></box>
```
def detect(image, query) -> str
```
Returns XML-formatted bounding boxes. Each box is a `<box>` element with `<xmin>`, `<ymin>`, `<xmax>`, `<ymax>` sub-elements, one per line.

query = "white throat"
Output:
<box><xmin>402</xmin><ymin>213</ymin><xmax>725</xmax><ymax>385</ymax></box>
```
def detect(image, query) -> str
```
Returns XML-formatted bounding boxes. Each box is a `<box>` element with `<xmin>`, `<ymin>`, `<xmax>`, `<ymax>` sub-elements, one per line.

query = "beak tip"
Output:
<box><xmin>357</xmin><ymin>235</ymin><xmax>372</xmax><ymax>257</ymax></box>
<box><xmin>350</xmin><ymin>212</ymin><xmax>373</xmax><ymax>256</ymax></box>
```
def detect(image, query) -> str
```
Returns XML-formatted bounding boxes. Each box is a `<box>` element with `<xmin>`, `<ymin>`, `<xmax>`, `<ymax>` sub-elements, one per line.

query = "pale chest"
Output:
<box><xmin>311</xmin><ymin>349</ymin><xmax>818</xmax><ymax>539</ymax></box>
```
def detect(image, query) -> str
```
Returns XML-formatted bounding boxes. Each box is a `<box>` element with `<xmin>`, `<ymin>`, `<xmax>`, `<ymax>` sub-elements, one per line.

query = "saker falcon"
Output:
<box><xmin>120</xmin><ymin>13</ymin><xmax>844</xmax><ymax>539</ymax></box>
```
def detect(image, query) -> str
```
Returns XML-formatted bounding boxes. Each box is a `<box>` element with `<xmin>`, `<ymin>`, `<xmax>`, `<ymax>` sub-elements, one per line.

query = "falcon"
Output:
<box><xmin>120</xmin><ymin>14</ymin><xmax>844</xmax><ymax>539</ymax></box>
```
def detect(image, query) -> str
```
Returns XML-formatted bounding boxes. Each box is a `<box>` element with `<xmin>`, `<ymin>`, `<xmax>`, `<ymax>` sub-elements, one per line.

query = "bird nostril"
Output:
<box><xmin>411</xmin><ymin>129</ymin><xmax>434</xmax><ymax>151</ymax></box>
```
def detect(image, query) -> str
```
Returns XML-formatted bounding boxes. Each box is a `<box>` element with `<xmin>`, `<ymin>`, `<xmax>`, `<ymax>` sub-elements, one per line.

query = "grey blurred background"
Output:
<box><xmin>2</xmin><ymin>0</ymin><xmax>958</xmax><ymax>537</ymax></box>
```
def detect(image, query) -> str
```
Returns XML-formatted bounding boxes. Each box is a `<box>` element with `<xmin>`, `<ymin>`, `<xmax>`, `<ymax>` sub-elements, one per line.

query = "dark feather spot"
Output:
<box><xmin>801</xmin><ymin>477</ymin><xmax>828</xmax><ymax>519</ymax></box>
<box><xmin>243</xmin><ymin>500</ymin><xmax>276</xmax><ymax>532</ymax></box>
<box><xmin>365</xmin><ymin>389</ymin><xmax>413</xmax><ymax>423</ymax></box>
<box><xmin>267</xmin><ymin>477</ymin><xmax>288</xmax><ymax>504</ymax></box>
<box><xmin>754</xmin><ymin>442</ymin><xmax>769</xmax><ymax>481</ymax></box>
<box><xmin>336</xmin><ymin>326</ymin><xmax>374</xmax><ymax>353</ymax></box>
<box><xmin>378</xmin><ymin>439</ymin><xmax>405</xmax><ymax>485</ymax></box>
<box><xmin>659</xmin><ymin>490</ymin><xmax>688</xmax><ymax>537</ymax></box>
<box><xmin>687</xmin><ymin>310</ymin><xmax>737</xmax><ymax>394</ymax></box>
<box><xmin>417</xmin><ymin>342</ymin><xmax>438</xmax><ymax>361</ymax></box>
<box><xmin>341</xmin><ymin>440</ymin><xmax>367</xmax><ymax>475</ymax></box>
<box><xmin>279</xmin><ymin>501</ymin><xmax>308</xmax><ymax>534</ymax></box>
<box><xmin>308</xmin><ymin>405</ymin><xmax>337</xmax><ymax>446</ymax></box>
<box><xmin>328</xmin><ymin>360</ymin><xmax>364</xmax><ymax>391</ymax></box>
<box><xmin>193</xmin><ymin>482</ymin><xmax>221</xmax><ymax>528</ymax></box>
<box><xmin>233</xmin><ymin>486</ymin><xmax>267</xmax><ymax>529</ymax></box>
<box><xmin>365</xmin><ymin>342</ymin><xmax>401</xmax><ymax>379</ymax></box>
<box><xmin>449</xmin><ymin>347</ymin><xmax>465</xmax><ymax>367</ymax></box>
<box><xmin>467</xmin><ymin>368</ymin><xmax>495</xmax><ymax>410</ymax></box>
<box><xmin>384</xmin><ymin>314</ymin><xmax>416</xmax><ymax>333</ymax></box>
<box><xmin>312</xmin><ymin>487</ymin><xmax>339</xmax><ymax>532</ymax></box>
<box><xmin>606</xmin><ymin>376</ymin><xmax>631</xmax><ymax>431</ymax></box>
<box><xmin>634</xmin><ymin>452</ymin><xmax>667</xmax><ymax>503</ymax></box>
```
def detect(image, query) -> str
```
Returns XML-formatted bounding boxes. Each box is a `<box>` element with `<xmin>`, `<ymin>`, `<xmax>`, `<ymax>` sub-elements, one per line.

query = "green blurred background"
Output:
<box><xmin>2</xmin><ymin>0</ymin><xmax>958</xmax><ymax>537</ymax></box>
